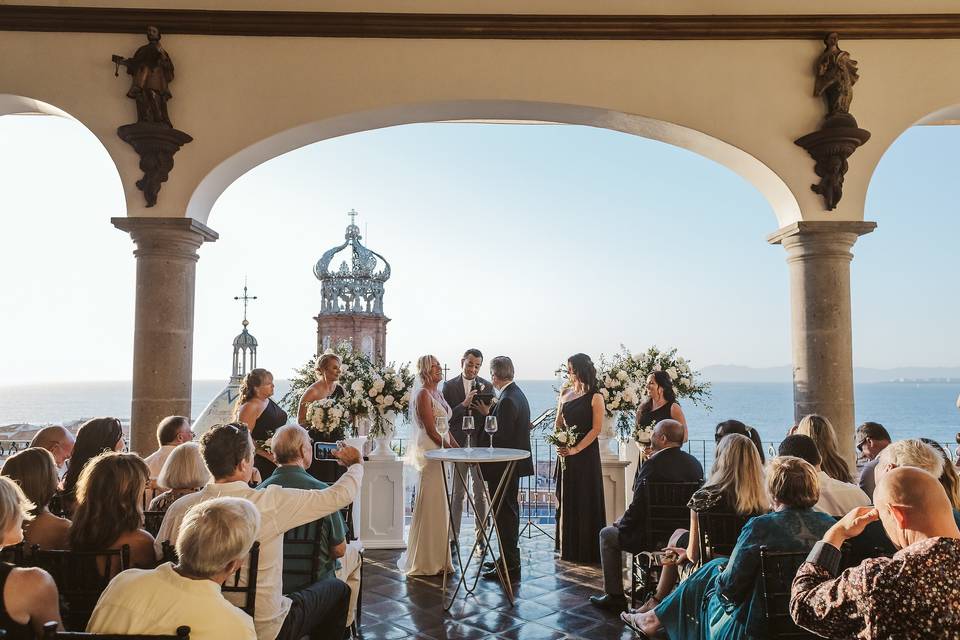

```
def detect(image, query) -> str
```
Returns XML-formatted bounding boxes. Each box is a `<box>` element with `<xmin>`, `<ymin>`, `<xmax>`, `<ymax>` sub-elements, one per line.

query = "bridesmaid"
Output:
<box><xmin>634</xmin><ymin>371</ymin><xmax>687</xmax><ymax>488</ymax></box>
<box><xmin>555</xmin><ymin>353</ymin><xmax>606</xmax><ymax>563</ymax></box>
<box><xmin>234</xmin><ymin>368</ymin><xmax>287</xmax><ymax>483</ymax></box>
<box><xmin>296</xmin><ymin>353</ymin><xmax>346</xmax><ymax>432</ymax></box>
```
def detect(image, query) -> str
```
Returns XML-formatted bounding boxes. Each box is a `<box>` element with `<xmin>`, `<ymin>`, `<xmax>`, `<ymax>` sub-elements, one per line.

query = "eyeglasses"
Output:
<box><xmin>223</xmin><ymin>423</ymin><xmax>249</xmax><ymax>437</ymax></box>
<box><xmin>856</xmin><ymin>438</ymin><xmax>868</xmax><ymax>452</ymax></box>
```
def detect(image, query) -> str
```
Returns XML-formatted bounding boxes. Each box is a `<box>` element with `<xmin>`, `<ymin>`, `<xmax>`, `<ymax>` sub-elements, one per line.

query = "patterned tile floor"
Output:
<box><xmin>359</xmin><ymin>525</ymin><xmax>635</xmax><ymax>640</ymax></box>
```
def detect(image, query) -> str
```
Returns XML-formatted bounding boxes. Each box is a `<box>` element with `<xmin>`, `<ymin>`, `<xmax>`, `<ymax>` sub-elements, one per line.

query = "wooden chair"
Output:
<box><xmin>0</xmin><ymin>541</ymin><xmax>27</xmax><ymax>564</ymax></box>
<box><xmin>758</xmin><ymin>546</ymin><xmax>820</xmax><ymax>639</ymax></box>
<box><xmin>697</xmin><ymin>511</ymin><xmax>752</xmax><ymax>561</ymax></box>
<box><xmin>42</xmin><ymin>621</ymin><xmax>190</xmax><ymax>639</ymax></box>
<box><xmin>629</xmin><ymin>481</ymin><xmax>701</xmax><ymax>608</ymax></box>
<box><xmin>160</xmin><ymin>540</ymin><xmax>260</xmax><ymax>617</ymax></box>
<box><xmin>142</xmin><ymin>511</ymin><xmax>166</xmax><ymax>538</ymax></box>
<box><xmin>31</xmin><ymin>545</ymin><xmax>131</xmax><ymax>631</ymax></box>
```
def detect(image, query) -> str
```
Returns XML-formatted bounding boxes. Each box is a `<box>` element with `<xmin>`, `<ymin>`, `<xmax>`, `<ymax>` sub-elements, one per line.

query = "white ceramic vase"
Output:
<box><xmin>368</xmin><ymin>410</ymin><xmax>397</xmax><ymax>460</ymax></box>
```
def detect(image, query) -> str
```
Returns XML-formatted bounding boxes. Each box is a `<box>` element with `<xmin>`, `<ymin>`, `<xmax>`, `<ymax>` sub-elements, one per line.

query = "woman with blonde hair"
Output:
<box><xmin>296</xmin><ymin>353</ymin><xmax>345</xmax><ymax>429</ymax></box>
<box><xmin>148</xmin><ymin>442</ymin><xmax>211</xmax><ymax>513</ymax></box>
<box><xmin>69</xmin><ymin>452</ymin><xmax>156</xmax><ymax>569</ymax></box>
<box><xmin>0</xmin><ymin>447</ymin><xmax>70</xmax><ymax>549</ymax></box>
<box><xmin>397</xmin><ymin>354</ymin><xmax>454</xmax><ymax>576</ymax></box>
<box><xmin>0</xmin><ymin>476</ymin><xmax>63</xmax><ymax>637</ymax></box>
<box><xmin>637</xmin><ymin>433</ymin><xmax>769</xmax><ymax>612</ymax></box>
<box><xmin>234</xmin><ymin>368</ymin><xmax>287</xmax><ymax>482</ymax></box>
<box><xmin>624</xmin><ymin>456</ymin><xmax>835</xmax><ymax>639</ymax></box>
<box><xmin>797</xmin><ymin>413</ymin><xmax>852</xmax><ymax>482</ymax></box>
<box><xmin>921</xmin><ymin>439</ymin><xmax>960</xmax><ymax>510</ymax></box>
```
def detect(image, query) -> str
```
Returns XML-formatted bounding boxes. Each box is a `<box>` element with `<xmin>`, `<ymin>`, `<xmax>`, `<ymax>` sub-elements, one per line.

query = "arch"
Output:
<box><xmin>188</xmin><ymin>100</ymin><xmax>801</xmax><ymax>227</ymax></box>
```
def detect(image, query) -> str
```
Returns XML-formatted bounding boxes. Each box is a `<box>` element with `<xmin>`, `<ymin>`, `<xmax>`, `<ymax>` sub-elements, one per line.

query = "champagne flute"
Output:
<box><xmin>462</xmin><ymin>415</ymin><xmax>475</xmax><ymax>451</ymax></box>
<box><xmin>484</xmin><ymin>416</ymin><xmax>498</xmax><ymax>451</ymax></box>
<box><xmin>436</xmin><ymin>416</ymin><xmax>449</xmax><ymax>447</ymax></box>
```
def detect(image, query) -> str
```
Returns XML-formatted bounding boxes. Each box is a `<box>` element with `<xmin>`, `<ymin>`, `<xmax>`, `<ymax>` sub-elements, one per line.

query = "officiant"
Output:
<box><xmin>441</xmin><ymin>348</ymin><xmax>492</xmax><ymax>543</ymax></box>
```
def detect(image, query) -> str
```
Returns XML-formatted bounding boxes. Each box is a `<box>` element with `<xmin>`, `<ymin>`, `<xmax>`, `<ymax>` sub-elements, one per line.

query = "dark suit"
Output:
<box><xmin>480</xmin><ymin>381</ymin><xmax>533</xmax><ymax>569</ymax></box>
<box><xmin>598</xmin><ymin>446</ymin><xmax>703</xmax><ymax>595</ymax></box>
<box><xmin>441</xmin><ymin>374</ymin><xmax>493</xmax><ymax>536</ymax></box>
<box><xmin>616</xmin><ymin>446</ymin><xmax>704</xmax><ymax>553</ymax></box>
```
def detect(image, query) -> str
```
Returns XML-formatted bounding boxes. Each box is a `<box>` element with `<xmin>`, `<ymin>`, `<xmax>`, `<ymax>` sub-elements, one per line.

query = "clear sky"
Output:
<box><xmin>1</xmin><ymin>115</ymin><xmax>956</xmax><ymax>384</ymax></box>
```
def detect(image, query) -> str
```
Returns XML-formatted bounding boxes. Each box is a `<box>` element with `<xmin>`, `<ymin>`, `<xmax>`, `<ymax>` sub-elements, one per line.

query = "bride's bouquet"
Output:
<box><xmin>545</xmin><ymin>424</ymin><xmax>581</xmax><ymax>471</ymax></box>
<box><xmin>306</xmin><ymin>398</ymin><xmax>351</xmax><ymax>441</ymax></box>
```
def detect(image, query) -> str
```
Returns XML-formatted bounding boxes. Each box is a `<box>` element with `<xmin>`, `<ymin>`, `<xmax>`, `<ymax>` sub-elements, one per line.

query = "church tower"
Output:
<box><xmin>313</xmin><ymin>211</ymin><xmax>390</xmax><ymax>362</ymax></box>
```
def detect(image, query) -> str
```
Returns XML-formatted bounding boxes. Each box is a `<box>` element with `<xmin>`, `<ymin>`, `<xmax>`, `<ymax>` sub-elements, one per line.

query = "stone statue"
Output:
<box><xmin>112</xmin><ymin>26</ymin><xmax>175</xmax><ymax>127</ymax></box>
<box><xmin>813</xmin><ymin>32</ymin><xmax>859</xmax><ymax>120</ymax></box>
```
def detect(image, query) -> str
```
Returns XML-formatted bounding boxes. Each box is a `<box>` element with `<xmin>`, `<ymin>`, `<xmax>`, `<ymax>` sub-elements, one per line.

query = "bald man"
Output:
<box><xmin>791</xmin><ymin>467</ymin><xmax>960</xmax><ymax>638</ymax></box>
<box><xmin>29</xmin><ymin>425</ymin><xmax>75</xmax><ymax>474</ymax></box>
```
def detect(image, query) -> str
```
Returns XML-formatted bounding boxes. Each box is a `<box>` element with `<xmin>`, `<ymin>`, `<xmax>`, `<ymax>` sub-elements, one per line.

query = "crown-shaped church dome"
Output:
<box><xmin>314</xmin><ymin>211</ymin><xmax>390</xmax><ymax>316</ymax></box>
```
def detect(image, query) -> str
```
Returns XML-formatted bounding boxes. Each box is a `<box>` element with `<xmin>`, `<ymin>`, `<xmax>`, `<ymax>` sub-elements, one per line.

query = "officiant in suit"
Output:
<box><xmin>474</xmin><ymin>355</ymin><xmax>533</xmax><ymax>580</ymax></box>
<box><xmin>442</xmin><ymin>348</ymin><xmax>491</xmax><ymax>542</ymax></box>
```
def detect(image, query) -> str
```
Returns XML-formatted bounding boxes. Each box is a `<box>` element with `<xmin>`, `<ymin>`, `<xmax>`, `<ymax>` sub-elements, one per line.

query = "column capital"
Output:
<box><xmin>112</xmin><ymin>216</ymin><xmax>218</xmax><ymax>261</ymax></box>
<box><xmin>767</xmin><ymin>220</ymin><xmax>877</xmax><ymax>246</ymax></box>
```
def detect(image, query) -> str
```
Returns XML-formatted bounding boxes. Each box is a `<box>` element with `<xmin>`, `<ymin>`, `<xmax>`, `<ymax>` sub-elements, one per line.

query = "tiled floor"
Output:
<box><xmin>359</xmin><ymin>526</ymin><xmax>635</xmax><ymax>640</ymax></box>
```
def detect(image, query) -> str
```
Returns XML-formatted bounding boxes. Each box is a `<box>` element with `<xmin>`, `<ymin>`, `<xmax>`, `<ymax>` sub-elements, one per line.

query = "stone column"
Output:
<box><xmin>768</xmin><ymin>220</ymin><xmax>875</xmax><ymax>470</ymax></box>
<box><xmin>112</xmin><ymin>217</ymin><xmax>218</xmax><ymax>455</ymax></box>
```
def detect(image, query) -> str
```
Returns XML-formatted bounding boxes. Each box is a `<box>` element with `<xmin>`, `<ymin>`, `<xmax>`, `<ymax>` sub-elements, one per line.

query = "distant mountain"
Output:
<box><xmin>701</xmin><ymin>365</ymin><xmax>960</xmax><ymax>384</ymax></box>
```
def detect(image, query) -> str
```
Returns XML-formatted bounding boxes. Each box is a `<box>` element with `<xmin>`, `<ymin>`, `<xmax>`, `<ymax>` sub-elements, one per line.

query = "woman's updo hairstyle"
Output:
<box><xmin>235</xmin><ymin>368</ymin><xmax>273</xmax><ymax>412</ymax></box>
<box><xmin>567</xmin><ymin>353</ymin><xmax>599</xmax><ymax>394</ymax></box>
<box><xmin>315</xmin><ymin>354</ymin><xmax>341</xmax><ymax>380</ymax></box>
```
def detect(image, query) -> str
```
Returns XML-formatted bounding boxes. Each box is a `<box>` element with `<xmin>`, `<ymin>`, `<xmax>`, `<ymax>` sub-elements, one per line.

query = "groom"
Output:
<box><xmin>475</xmin><ymin>355</ymin><xmax>533</xmax><ymax>580</ymax></box>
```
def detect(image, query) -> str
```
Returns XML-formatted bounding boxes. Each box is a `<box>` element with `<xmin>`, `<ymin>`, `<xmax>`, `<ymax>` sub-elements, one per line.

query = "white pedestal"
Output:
<box><xmin>357</xmin><ymin>459</ymin><xmax>407</xmax><ymax>549</ymax></box>
<box><xmin>621</xmin><ymin>440</ymin><xmax>642</xmax><ymax>509</ymax></box>
<box><xmin>601</xmin><ymin>458</ymin><xmax>630</xmax><ymax>525</ymax></box>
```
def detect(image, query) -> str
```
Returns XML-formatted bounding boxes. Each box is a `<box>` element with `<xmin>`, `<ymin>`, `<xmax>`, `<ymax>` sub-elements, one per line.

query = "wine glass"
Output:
<box><xmin>436</xmin><ymin>416</ymin><xmax>449</xmax><ymax>447</ymax></box>
<box><xmin>484</xmin><ymin>416</ymin><xmax>498</xmax><ymax>451</ymax></box>
<box><xmin>462</xmin><ymin>415</ymin><xmax>475</xmax><ymax>451</ymax></box>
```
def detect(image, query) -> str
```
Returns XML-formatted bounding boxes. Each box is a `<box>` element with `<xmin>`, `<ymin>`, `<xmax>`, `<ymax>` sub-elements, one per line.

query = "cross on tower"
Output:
<box><xmin>442</xmin><ymin>363</ymin><xmax>450</xmax><ymax>381</ymax></box>
<box><xmin>348</xmin><ymin>209</ymin><xmax>358</xmax><ymax>227</ymax></box>
<box><xmin>234</xmin><ymin>279</ymin><xmax>257</xmax><ymax>327</ymax></box>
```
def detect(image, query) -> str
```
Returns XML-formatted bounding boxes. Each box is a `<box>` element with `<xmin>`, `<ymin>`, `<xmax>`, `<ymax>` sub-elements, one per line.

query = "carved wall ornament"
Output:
<box><xmin>795</xmin><ymin>32</ymin><xmax>870</xmax><ymax>211</ymax></box>
<box><xmin>111</xmin><ymin>26</ymin><xmax>191</xmax><ymax>207</ymax></box>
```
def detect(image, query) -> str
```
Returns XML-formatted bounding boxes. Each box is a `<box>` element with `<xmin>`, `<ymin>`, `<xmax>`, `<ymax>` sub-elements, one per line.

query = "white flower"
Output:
<box><xmin>557</xmin><ymin>432</ymin><xmax>569</xmax><ymax>444</ymax></box>
<box><xmin>384</xmin><ymin>366</ymin><xmax>396</xmax><ymax>375</ymax></box>
<box><xmin>601</xmin><ymin>388</ymin><xmax>610</xmax><ymax>399</ymax></box>
<box><xmin>368</xmin><ymin>388</ymin><xmax>378</xmax><ymax>397</ymax></box>
<box><xmin>384</xmin><ymin>394</ymin><xmax>395</xmax><ymax>406</ymax></box>
<box><xmin>667</xmin><ymin>367</ymin><xmax>678</xmax><ymax>380</ymax></box>
<box><xmin>351</xmin><ymin>380</ymin><xmax>364</xmax><ymax>392</ymax></box>
<box><xmin>616</xmin><ymin>370</ymin><xmax>628</xmax><ymax>381</ymax></box>
<box><xmin>376</xmin><ymin>394</ymin><xmax>384</xmax><ymax>404</ymax></box>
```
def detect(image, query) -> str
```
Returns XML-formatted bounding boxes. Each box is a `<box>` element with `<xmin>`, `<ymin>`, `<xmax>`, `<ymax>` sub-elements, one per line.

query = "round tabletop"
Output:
<box><xmin>424</xmin><ymin>447</ymin><xmax>531</xmax><ymax>463</ymax></box>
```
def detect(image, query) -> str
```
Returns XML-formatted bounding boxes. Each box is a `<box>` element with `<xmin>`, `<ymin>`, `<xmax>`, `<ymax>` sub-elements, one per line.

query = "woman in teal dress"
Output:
<box><xmin>623</xmin><ymin>455</ymin><xmax>837</xmax><ymax>640</ymax></box>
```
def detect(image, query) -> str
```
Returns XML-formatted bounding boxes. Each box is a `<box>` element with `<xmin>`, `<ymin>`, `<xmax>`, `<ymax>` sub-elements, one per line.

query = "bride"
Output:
<box><xmin>398</xmin><ymin>354</ymin><xmax>455</xmax><ymax>576</ymax></box>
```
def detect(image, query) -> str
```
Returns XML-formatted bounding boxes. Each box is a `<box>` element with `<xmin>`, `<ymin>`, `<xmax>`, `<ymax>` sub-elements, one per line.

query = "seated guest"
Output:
<box><xmin>875</xmin><ymin>439</ymin><xmax>944</xmax><ymax>484</ymax></box>
<box><xmin>796</xmin><ymin>413</ymin><xmax>852</xmax><ymax>482</ymax></box>
<box><xmin>856</xmin><ymin>421</ymin><xmax>891</xmax><ymax>500</ymax></box>
<box><xmin>143</xmin><ymin>416</ymin><xmax>193</xmax><ymax>485</ymax></box>
<box><xmin>779</xmin><ymin>434</ymin><xmax>870</xmax><ymax>516</ymax></box>
<box><xmin>622</xmin><ymin>456</ymin><xmax>836</xmax><ymax>639</ymax></box>
<box><xmin>791</xmin><ymin>467</ymin><xmax>960</xmax><ymax>638</ymax></box>
<box><xmin>156</xmin><ymin>423</ymin><xmax>362</xmax><ymax>640</ymax></box>
<box><xmin>29</xmin><ymin>425</ymin><xmax>75</xmax><ymax>479</ymax></box>
<box><xmin>69</xmin><ymin>452</ymin><xmax>156</xmax><ymax>569</ymax></box>
<box><xmin>60</xmin><ymin>417</ymin><xmax>125</xmax><ymax>516</ymax></box>
<box><xmin>88</xmin><ymin>497</ymin><xmax>258</xmax><ymax>639</ymax></box>
<box><xmin>258</xmin><ymin>425</ymin><xmax>362</xmax><ymax>628</ymax></box>
<box><xmin>591</xmin><ymin>419</ymin><xmax>703</xmax><ymax>612</ymax></box>
<box><xmin>0</xmin><ymin>448</ymin><xmax>70</xmax><ymax>549</ymax></box>
<box><xmin>714</xmin><ymin>419</ymin><xmax>766</xmax><ymax>463</ymax></box>
<box><xmin>920</xmin><ymin>439</ymin><xmax>960</xmax><ymax>510</ymax></box>
<box><xmin>149</xmin><ymin>443</ymin><xmax>210</xmax><ymax>513</ymax></box>
<box><xmin>637</xmin><ymin>433</ymin><xmax>769</xmax><ymax>613</ymax></box>
<box><xmin>0</xmin><ymin>476</ymin><xmax>63</xmax><ymax>637</ymax></box>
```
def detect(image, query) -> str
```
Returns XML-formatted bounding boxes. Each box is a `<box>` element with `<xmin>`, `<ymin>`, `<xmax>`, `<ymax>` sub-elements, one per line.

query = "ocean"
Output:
<box><xmin>1</xmin><ymin>379</ymin><xmax>958</xmax><ymax>448</ymax></box>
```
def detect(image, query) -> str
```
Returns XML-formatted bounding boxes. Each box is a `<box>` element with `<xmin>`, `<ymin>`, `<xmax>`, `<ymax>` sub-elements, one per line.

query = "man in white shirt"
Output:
<box><xmin>88</xmin><ymin>496</ymin><xmax>259</xmax><ymax>639</ymax></box>
<box><xmin>779</xmin><ymin>435</ymin><xmax>870</xmax><ymax>516</ymax></box>
<box><xmin>143</xmin><ymin>415</ymin><xmax>193</xmax><ymax>481</ymax></box>
<box><xmin>156</xmin><ymin>423</ymin><xmax>363</xmax><ymax>640</ymax></box>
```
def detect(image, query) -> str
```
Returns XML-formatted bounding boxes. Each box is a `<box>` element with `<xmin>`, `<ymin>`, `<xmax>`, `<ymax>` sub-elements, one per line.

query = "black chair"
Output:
<box><xmin>282</xmin><ymin>524</ymin><xmax>364</xmax><ymax>638</ymax></box>
<box><xmin>697</xmin><ymin>511</ymin><xmax>752</xmax><ymax>561</ymax></box>
<box><xmin>759</xmin><ymin>546</ymin><xmax>820</xmax><ymax>639</ymax></box>
<box><xmin>630</xmin><ymin>481</ymin><xmax>701</xmax><ymax>607</ymax></box>
<box><xmin>32</xmin><ymin>545</ymin><xmax>131</xmax><ymax>631</ymax></box>
<box><xmin>161</xmin><ymin>540</ymin><xmax>260</xmax><ymax>617</ymax></box>
<box><xmin>142</xmin><ymin>511</ymin><xmax>166</xmax><ymax>537</ymax></box>
<box><xmin>0</xmin><ymin>541</ymin><xmax>27</xmax><ymax>564</ymax></box>
<box><xmin>141</xmin><ymin>487</ymin><xmax>162</xmax><ymax>512</ymax></box>
<box><xmin>42</xmin><ymin>621</ymin><xmax>190</xmax><ymax>639</ymax></box>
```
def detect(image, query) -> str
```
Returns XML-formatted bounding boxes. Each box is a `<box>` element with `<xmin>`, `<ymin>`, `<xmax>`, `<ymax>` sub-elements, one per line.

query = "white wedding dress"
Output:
<box><xmin>397</xmin><ymin>389</ymin><xmax>454</xmax><ymax>576</ymax></box>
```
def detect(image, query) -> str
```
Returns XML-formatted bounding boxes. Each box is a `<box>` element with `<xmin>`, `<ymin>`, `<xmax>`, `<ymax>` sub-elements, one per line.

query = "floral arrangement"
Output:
<box><xmin>282</xmin><ymin>340</ymin><xmax>414</xmax><ymax>439</ymax></box>
<box><xmin>545</xmin><ymin>424</ymin><xmax>580</xmax><ymax>471</ymax></box>
<box><xmin>305</xmin><ymin>398</ymin><xmax>351</xmax><ymax>441</ymax></box>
